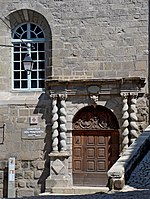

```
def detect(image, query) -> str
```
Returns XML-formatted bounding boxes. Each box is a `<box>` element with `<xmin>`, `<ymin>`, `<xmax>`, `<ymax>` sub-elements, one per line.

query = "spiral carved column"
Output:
<box><xmin>59</xmin><ymin>94</ymin><xmax>67</xmax><ymax>151</ymax></box>
<box><xmin>121</xmin><ymin>93</ymin><xmax>129</xmax><ymax>151</ymax></box>
<box><xmin>130</xmin><ymin>94</ymin><xmax>138</xmax><ymax>143</ymax></box>
<box><xmin>51</xmin><ymin>95</ymin><xmax>59</xmax><ymax>152</ymax></box>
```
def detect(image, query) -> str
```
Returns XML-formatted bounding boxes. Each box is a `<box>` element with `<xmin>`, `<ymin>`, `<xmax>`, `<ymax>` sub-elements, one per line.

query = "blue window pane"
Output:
<box><xmin>39</xmin><ymin>71</ymin><xmax>45</xmax><ymax>78</ymax></box>
<box><xmin>39</xmin><ymin>80</ymin><xmax>44</xmax><ymax>88</ymax></box>
<box><xmin>14</xmin><ymin>71</ymin><xmax>20</xmax><ymax>79</ymax></box>
<box><xmin>31</xmin><ymin>71</ymin><xmax>37</xmax><ymax>79</ymax></box>
<box><xmin>31</xmin><ymin>80</ymin><xmax>37</xmax><ymax>88</ymax></box>
<box><xmin>21</xmin><ymin>71</ymin><xmax>27</xmax><ymax>79</ymax></box>
<box><xmin>39</xmin><ymin>52</ymin><xmax>45</xmax><ymax>60</ymax></box>
<box><xmin>21</xmin><ymin>81</ymin><xmax>27</xmax><ymax>88</ymax></box>
<box><xmin>38</xmin><ymin>43</ymin><xmax>45</xmax><ymax>51</ymax></box>
<box><xmin>39</xmin><ymin>62</ymin><xmax>45</xmax><ymax>69</ymax></box>
<box><xmin>21</xmin><ymin>32</ymin><xmax>27</xmax><ymax>39</ymax></box>
<box><xmin>14</xmin><ymin>53</ymin><xmax>20</xmax><ymax>61</ymax></box>
<box><xmin>14</xmin><ymin>62</ymin><xmax>20</xmax><ymax>70</ymax></box>
<box><xmin>14</xmin><ymin>81</ymin><xmax>20</xmax><ymax>88</ymax></box>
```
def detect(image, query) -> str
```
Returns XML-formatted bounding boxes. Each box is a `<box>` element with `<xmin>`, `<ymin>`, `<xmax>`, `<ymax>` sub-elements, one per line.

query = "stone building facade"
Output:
<box><xmin>0</xmin><ymin>0</ymin><xmax>149</xmax><ymax>197</ymax></box>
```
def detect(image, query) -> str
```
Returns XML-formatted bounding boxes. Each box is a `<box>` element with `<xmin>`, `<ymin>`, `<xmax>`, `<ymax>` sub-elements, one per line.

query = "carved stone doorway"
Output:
<box><xmin>72</xmin><ymin>105</ymin><xmax>120</xmax><ymax>187</ymax></box>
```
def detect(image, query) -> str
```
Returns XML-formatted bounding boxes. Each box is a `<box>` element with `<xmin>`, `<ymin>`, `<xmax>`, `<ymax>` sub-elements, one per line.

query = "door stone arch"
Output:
<box><xmin>72</xmin><ymin>105</ymin><xmax>120</xmax><ymax>186</ymax></box>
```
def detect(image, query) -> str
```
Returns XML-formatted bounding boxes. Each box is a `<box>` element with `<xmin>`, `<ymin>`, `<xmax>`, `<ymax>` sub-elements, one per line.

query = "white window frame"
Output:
<box><xmin>12</xmin><ymin>23</ymin><xmax>46</xmax><ymax>91</ymax></box>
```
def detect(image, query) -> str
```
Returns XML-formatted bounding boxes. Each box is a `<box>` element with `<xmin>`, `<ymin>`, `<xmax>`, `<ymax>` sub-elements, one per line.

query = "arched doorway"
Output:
<box><xmin>72</xmin><ymin>105</ymin><xmax>120</xmax><ymax>187</ymax></box>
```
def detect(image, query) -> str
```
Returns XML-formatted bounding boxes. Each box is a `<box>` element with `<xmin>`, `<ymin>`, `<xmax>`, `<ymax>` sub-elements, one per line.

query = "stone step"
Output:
<box><xmin>39</xmin><ymin>189</ymin><xmax>150</xmax><ymax>199</ymax></box>
<box><xmin>41</xmin><ymin>186</ymin><xmax>109</xmax><ymax>195</ymax></box>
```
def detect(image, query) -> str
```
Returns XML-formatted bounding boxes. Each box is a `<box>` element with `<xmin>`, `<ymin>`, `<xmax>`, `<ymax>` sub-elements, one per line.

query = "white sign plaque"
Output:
<box><xmin>21</xmin><ymin>127</ymin><xmax>45</xmax><ymax>139</ymax></box>
<box><xmin>8</xmin><ymin>157</ymin><xmax>15</xmax><ymax>182</ymax></box>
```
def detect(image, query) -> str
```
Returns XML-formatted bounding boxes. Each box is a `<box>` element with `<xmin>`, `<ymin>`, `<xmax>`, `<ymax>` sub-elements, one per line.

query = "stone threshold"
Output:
<box><xmin>40</xmin><ymin>186</ymin><xmax>109</xmax><ymax>195</ymax></box>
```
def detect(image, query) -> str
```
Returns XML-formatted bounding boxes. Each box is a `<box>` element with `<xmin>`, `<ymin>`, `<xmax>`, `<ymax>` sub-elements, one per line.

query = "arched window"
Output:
<box><xmin>12</xmin><ymin>23</ymin><xmax>45</xmax><ymax>90</ymax></box>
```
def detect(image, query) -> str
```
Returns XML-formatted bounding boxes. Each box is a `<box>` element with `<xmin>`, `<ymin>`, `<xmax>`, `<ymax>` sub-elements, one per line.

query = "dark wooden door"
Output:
<box><xmin>72</xmin><ymin>130</ymin><xmax>119</xmax><ymax>186</ymax></box>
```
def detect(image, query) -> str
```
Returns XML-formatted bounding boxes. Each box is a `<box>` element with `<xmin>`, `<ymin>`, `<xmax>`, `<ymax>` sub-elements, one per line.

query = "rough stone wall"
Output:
<box><xmin>51</xmin><ymin>0</ymin><xmax>148</xmax><ymax>82</ymax></box>
<box><xmin>0</xmin><ymin>93</ymin><xmax>52</xmax><ymax>196</ymax></box>
<box><xmin>0</xmin><ymin>0</ymin><xmax>148</xmax><ymax>197</ymax></box>
<box><xmin>137</xmin><ymin>96</ymin><xmax>149</xmax><ymax>132</ymax></box>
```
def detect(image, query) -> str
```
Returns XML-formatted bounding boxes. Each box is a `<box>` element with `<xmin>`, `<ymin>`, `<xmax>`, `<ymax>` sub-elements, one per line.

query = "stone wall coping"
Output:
<box><xmin>108</xmin><ymin>125</ymin><xmax>150</xmax><ymax>179</ymax></box>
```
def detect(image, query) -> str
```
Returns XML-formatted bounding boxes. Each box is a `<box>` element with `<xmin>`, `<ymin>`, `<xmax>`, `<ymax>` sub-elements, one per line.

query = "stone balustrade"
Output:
<box><xmin>108</xmin><ymin>125</ymin><xmax>150</xmax><ymax>190</ymax></box>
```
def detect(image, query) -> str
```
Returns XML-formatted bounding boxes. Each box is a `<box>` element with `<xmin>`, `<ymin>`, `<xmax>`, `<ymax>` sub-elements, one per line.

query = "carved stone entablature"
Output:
<box><xmin>73</xmin><ymin>106</ymin><xmax>119</xmax><ymax>130</ymax></box>
<box><xmin>46</xmin><ymin>77</ymin><xmax>145</xmax><ymax>97</ymax></box>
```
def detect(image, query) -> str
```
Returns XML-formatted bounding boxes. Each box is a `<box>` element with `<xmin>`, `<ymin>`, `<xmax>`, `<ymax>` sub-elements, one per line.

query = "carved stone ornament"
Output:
<box><xmin>73</xmin><ymin>106</ymin><xmax>119</xmax><ymax>130</ymax></box>
<box><xmin>90</xmin><ymin>95</ymin><xmax>98</xmax><ymax>104</ymax></box>
<box><xmin>74</xmin><ymin>117</ymin><xmax>109</xmax><ymax>129</ymax></box>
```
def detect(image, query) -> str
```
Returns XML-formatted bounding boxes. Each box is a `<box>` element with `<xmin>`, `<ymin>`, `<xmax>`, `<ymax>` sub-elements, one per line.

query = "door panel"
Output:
<box><xmin>72</xmin><ymin>130</ymin><xmax>119</xmax><ymax>186</ymax></box>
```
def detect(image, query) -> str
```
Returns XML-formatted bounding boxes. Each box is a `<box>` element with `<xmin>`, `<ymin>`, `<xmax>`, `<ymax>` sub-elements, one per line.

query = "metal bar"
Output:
<box><xmin>0</xmin><ymin>124</ymin><xmax>5</xmax><ymax>144</ymax></box>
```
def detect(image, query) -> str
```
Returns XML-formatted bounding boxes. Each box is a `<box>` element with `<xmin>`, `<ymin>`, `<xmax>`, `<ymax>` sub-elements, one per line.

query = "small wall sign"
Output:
<box><xmin>29</xmin><ymin>116</ymin><xmax>38</xmax><ymax>125</ymax></box>
<box><xmin>21</xmin><ymin>127</ymin><xmax>45</xmax><ymax>139</ymax></box>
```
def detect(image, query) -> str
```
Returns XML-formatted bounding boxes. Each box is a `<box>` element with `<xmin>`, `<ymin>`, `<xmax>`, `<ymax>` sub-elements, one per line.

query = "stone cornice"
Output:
<box><xmin>46</xmin><ymin>77</ymin><xmax>146</xmax><ymax>96</ymax></box>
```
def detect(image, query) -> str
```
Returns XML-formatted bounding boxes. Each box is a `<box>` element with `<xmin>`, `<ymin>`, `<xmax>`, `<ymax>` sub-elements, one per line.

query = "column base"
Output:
<box><xmin>46</xmin><ymin>151</ymin><xmax>72</xmax><ymax>193</ymax></box>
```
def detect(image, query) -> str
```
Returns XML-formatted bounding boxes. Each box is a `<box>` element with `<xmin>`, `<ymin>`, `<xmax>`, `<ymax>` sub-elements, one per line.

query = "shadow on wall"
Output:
<box><xmin>33</xmin><ymin>92</ymin><xmax>52</xmax><ymax>193</ymax></box>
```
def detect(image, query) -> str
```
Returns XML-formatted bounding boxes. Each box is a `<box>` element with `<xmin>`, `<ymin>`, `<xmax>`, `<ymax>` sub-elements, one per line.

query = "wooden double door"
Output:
<box><xmin>72</xmin><ymin>130</ymin><xmax>119</xmax><ymax>186</ymax></box>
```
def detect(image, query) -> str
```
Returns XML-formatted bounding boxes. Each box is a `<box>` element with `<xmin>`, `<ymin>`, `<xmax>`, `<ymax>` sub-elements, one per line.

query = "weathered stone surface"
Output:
<box><xmin>37</xmin><ymin>161</ymin><xmax>45</xmax><ymax>170</ymax></box>
<box><xmin>114</xmin><ymin>179</ymin><xmax>125</xmax><ymax>190</ymax></box>
<box><xmin>26</xmin><ymin>180</ymin><xmax>37</xmax><ymax>188</ymax></box>
<box><xmin>34</xmin><ymin>170</ymin><xmax>42</xmax><ymax>179</ymax></box>
<box><xmin>16</xmin><ymin>189</ymin><xmax>34</xmax><ymax>197</ymax></box>
<box><xmin>24</xmin><ymin>171</ymin><xmax>34</xmax><ymax>179</ymax></box>
<box><xmin>18</xmin><ymin>180</ymin><xmax>26</xmax><ymax>188</ymax></box>
<box><xmin>0</xmin><ymin>0</ymin><xmax>148</xmax><ymax>197</ymax></box>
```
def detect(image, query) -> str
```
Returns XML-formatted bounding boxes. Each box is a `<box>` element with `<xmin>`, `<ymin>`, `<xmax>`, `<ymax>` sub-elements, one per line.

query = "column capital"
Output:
<box><xmin>50</xmin><ymin>94</ymin><xmax>58</xmax><ymax>100</ymax></box>
<box><xmin>59</xmin><ymin>94</ymin><xmax>67</xmax><ymax>100</ymax></box>
<box><xmin>130</xmin><ymin>92</ymin><xmax>138</xmax><ymax>98</ymax></box>
<box><xmin>120</xmin><ymin>92</ymin><xmax>129</xmax><ymax>98</ymax></box>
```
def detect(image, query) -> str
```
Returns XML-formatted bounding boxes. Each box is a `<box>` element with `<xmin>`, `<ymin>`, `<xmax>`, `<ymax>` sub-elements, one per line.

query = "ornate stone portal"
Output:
<box><xmin>45</xmin><ymin>77</ymin><xmax>145</xmax><ymax>192</ymax></box>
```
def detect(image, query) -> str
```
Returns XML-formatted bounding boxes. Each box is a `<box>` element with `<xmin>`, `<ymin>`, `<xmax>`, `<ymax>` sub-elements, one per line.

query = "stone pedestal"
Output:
<box><xmin>46</xmin><ymin>151</ymin><xmax>72</xmax><ymax>193</ymax></box>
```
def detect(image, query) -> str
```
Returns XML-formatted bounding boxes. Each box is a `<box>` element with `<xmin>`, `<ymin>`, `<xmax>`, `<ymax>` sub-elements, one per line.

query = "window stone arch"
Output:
<box><xmin>8</xmin><ymin>9</ymin><xmax>52</xmax><ymax>81</ymax></box>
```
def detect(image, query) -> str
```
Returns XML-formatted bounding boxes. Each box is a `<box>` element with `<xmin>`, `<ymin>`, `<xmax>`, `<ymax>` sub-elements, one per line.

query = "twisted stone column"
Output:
<box><xmin>121</xmin><ymin>93</ymin><xmax>129</xmax><ymax>151</ymax></box>
<box><xmin>59</xmin><ymin>94</ymin><xmax>67</xmax><ymax>151</ymax></box>
<box><xmin>51</xmin><ymin>95</ymin><xmax>59</xmax><ymax>152</ymax></box>
<box><xmin>130</xmin><ymin>94</ymin><xmax>138</xmax><ymax>143</ymax></box>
